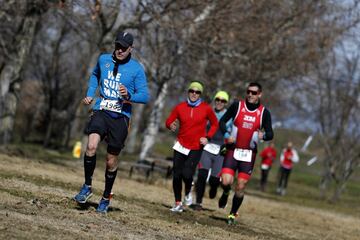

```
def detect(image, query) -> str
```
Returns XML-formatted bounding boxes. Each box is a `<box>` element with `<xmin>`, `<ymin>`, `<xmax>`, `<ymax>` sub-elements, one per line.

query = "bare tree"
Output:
<box><xmin>289</xmin><ymin>40</ymin><xmax>360</xmax><ymax>202</ymax></box>
<box><xmin>14</xmin><ymin>1</ymin><xmax>98</xmax><ymax>147</ymax></box>
<box><xmin>137</xmin><ymin>1</ymin><xmax>215</xmax><ymax>161</ymax></box>
<box><xmin>138</xmin><ymin>0</ymin><xmax>360</xmax><ymax>160</ymax></box>
<box><xmin>317</xmin><ymin>46</ymin><xmax>360</xmax><ymax>202</ymax></box>
<box><xmin>27</xmin><ymin>7</ymin><xmax>88</xmax><ymax>147</ymax></box>
<box><xmin>186</xmin><ymin>0</ymin><xmax>359</xmax><ymax>93</ymax></box>
<box><xmin>0</xmin><ymin>0</ymin><xmax>51</xmax><ymax>144</ymax></box>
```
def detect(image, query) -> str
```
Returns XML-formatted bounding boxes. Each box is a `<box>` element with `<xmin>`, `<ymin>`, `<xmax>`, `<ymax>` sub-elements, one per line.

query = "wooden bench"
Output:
<box><xmin>128</xmin><ymin>157</ymin><xmax>173</xmax><ymax>179</ymax></box>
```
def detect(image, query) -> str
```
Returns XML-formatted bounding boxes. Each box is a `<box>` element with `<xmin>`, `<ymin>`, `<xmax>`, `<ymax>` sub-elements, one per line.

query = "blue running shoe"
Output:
<box><xmin>96</xmin><ymin>197</ymin><xmax>111</xmax><ymax>213</ymax></box>
<box><xmin>73</xmin><ymin>184</ymin><xmax>93</xmax><ymax>204</ymax></box>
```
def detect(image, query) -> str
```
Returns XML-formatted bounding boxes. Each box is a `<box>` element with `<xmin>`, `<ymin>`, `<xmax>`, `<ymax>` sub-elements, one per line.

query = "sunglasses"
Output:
<box><xmin>188</xmin><ymin>89</ymin><xmax>201</xmax><ymax>95</ymax></box>
<box><xmin>115</xmin><ymin>43</ymin><xmax>129</xmax><ymax>52</ymax></box>
<box><xmin>247</xmin><ymin>89</ymin><xmax>259</xmax><ymax>95</ymax></box>
<box><xmin>215</xmin><ymin>98</ymin><xmax>227</xmax><ymax>103</ymax></box>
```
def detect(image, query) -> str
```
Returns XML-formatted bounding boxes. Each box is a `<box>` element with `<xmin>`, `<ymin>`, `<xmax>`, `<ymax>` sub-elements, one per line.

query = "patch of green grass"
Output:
<box><xmin>0</xmin><ymin>143</ymin><xmax>74</xmax><ymax>162</ymax></box>
<box><xmin>152</xmin><ymin>133</ymin><xmax>174</xmax><ymax>158</ymax></box>
<box><xmin>343</xmin><ymin>181</ymin><xmax>360</xmax><ymax>197</ymax></box>
<box><xmin>249</xmin><ymin>164</ymin><xmax>360</xmax><ymax>217</ymax></box>
<box><xmin>0</xmin><ymin>171</ymin><xmax>75</xmax><ymax>191</ymax></box>
<box><xmin>0</xmin><ymin>186</ymin><xmax>36</xmax><ymax>200</ymax></box>
<box><xmin>249</xmin><ymin>128</ymin><xmax>360</xmax><ymax>217</ymax></box>
<box><xmin>153</xmin><ymin>143</ymin><xmax>173</xmax><ymax>158</ymax></box>
<box><xmin>2</xmin><ymin>128</ymin><xmax>359</xmax><ymax>218</ymax></box>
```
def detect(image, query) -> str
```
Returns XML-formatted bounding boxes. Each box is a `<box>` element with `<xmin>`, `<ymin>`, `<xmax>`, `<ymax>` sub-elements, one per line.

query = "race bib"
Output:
<box><xmin>100</xmin><ymin>99</ymin><xmax>122</xmax><ymax>113</ymax></box>
<box><xmin>203</xmin><ymin>143</ymin><xmax>221</xmax><ymax>155</ymax></box>
<box><xmin>173</xmin><ymin>141</ymin><xmax>190</xmax><ymax>155</ymax></box>
<box><xmin>261</xmin><ymin>164</ymin><xmax>270</xmax><ymax>170</ymax></box>
<box><xmin>233</xmin><ymin>148</ymin><xmax>252</xmax><ymax>162</ymax></box>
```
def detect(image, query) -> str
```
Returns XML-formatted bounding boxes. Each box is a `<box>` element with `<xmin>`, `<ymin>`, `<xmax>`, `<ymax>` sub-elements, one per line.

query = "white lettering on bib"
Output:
<box><xmin>203</xmin><ymin>143</ymin><xmax>221</xmax><ymax>155</ymax></box>
<box><xmin>233</xmin><ymin>148</ymin><xmax>252</xmax><ymax>162</ymax></box>
<box><xmin>100</xmin><ymin>99</ymin><xmax>122</xmax><ymax>113</ymax></box>
<box><xmin>173</xmin><ymin>141</ymin><xmax>190</xmax><ymax>155</ymax></box>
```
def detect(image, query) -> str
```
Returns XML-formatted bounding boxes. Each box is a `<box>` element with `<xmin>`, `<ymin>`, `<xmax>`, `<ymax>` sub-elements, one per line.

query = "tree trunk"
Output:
<box><xmin>0</xmin><ymin>2</ymin><xmax>42</xmax><ymax>144</ymax></box>
<box><xmin>139</xmin><ymin>82</ymin><xmax>168</xmax><ymax>161</ymax></box>
<box><xmin>63</xmin><ymin>119</ymin><xmax>72</xmax><ymax>148</ymax></box>
<box><xmin>319</xmin><ymin>156</ymin><xmax>332</xmax><ymax>200</ymax></box>
<box><xmin>125</xmin><ymin>104</ymin><xmax>145</xmax><ymax>154</ymax></box>
<box><xmin>0</xmin><ymin>92</ymin><xmax>17</xmax><ymax>143</ymax></box>
<box><xmin>319</xmin><ymin>173</ymin><xmax>330</xmax><ymax>200</ymax></box>
<box><xmin>330</xmin><ymin>181</ymin><xmax>346</xmax><ymax>203</ymax></box>
<box><xmin>43</xmin><ymin>111</ymin><xmax>53</xmax><ymax>147</ymax></box>
<box><xmin>330</xmin><ymin>159</ymin><xmax>354</xmax><ymax>203</ymax></box>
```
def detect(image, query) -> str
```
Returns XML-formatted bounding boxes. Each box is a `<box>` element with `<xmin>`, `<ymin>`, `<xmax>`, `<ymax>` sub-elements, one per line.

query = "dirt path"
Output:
<box><xmin>0</xmin><ymin>153</ymin><xmax>359</xmax><ymax>240</ymax></box>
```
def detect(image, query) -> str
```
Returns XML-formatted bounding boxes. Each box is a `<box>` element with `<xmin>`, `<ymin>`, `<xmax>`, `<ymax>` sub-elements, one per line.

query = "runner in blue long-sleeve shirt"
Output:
<box><xmin>74</xmin><ymin>31</ymin><xmax>149</xmax><ymax>213</ymax></box>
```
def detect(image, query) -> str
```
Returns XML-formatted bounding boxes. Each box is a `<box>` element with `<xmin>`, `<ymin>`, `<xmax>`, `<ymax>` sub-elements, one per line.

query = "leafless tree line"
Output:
<box><xmin>288</xmin><ymin>39</ymin><xmax>360</xmax><ymax>202</ymax></box>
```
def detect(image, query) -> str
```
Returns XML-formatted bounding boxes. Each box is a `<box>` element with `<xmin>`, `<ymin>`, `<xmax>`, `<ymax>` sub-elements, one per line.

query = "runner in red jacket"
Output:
<box><xmin>276</xmin><ymin>141</ymin><xmax>299</xmax><ymax>196</ymax></box>
<box><xmin>259</xmin><ymin>142</ymin><xmax>277</xmax><ymax>192</ymax></box>
<box><xmin>165</xmin><ymin>81</ymin><xmax>218</xmax><ymax>212</ymax></box>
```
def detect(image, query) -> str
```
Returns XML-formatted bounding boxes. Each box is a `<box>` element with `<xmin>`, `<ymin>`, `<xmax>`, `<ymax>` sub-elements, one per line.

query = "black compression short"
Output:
<box><xmin>86</xmin><ymin>110</ymin><xmax>129</xmax><ymax>155</ymax></box>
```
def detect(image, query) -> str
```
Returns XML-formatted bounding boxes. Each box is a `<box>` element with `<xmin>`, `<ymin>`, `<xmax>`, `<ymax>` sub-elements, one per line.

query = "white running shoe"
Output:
<box><xmin>184</xmin><ymin>193</ymin><xmax>193</xmax><ymax>206</ymax></box>
<box><xmin>170</xmin><ymin>203</ymin><xmax>184</xmax><ymax>212</ymax></box>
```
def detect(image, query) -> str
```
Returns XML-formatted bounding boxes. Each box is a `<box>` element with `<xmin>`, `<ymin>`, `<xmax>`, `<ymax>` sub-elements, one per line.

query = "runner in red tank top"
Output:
<box><xmin>218</xmin><ymin>82</ymin><xmax>274</xmax><ymax>225</ymax></box>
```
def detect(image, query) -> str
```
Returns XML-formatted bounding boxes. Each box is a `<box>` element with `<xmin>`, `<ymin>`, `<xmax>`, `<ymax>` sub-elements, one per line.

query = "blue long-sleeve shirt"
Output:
<box><xmin>86</xmin><ymin>53</ymin><xmax>149</xmax><ymax>118</ymax></box>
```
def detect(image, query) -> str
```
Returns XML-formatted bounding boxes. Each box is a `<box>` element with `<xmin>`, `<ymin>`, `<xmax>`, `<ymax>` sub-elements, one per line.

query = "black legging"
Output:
<box><xmin>260</xmin><ymin>168</ymin><xmax>271</xmax><ymax>187</ymax></box>
<box><xmin>278</xmin><ymin>166</ymin><xmax>292</xmax><ymax>189</ymax></box>
<box><xmin>172</xmin><ymin>149</ymin><xmax>202</xmax><ymax>202</ymax></box>
<box><xmin>196</xmin><ymin>169</ymin><xmax>221</xmax><ymax>204</ymax></box>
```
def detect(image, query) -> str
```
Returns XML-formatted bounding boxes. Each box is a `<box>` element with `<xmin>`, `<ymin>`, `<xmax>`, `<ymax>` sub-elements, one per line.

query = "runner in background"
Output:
<box><xmin>165</xmin><ymin>81</ymin><xmax>218</xmax><ymax>212</ymax></box>
<box><xmin>259</xmin><ymin>142</ymin><xmax>277</xmax><ymax>192</ymax></box>
<box><xmin>276</xmin><ymin>141</ymin><xmax>299</xmax><ymax>196</ymax></box>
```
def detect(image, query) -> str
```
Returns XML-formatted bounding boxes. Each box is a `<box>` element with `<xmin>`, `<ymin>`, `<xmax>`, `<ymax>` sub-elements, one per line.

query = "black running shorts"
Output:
<box><xmin>221</xmin><ymin>149</ymin><xmax>257</xmax><ymax>180</ymax></box>
<box><xmin>86</xmin><ymin>110</ymin><xmax>129</xmax><ymax>155</ymax></box>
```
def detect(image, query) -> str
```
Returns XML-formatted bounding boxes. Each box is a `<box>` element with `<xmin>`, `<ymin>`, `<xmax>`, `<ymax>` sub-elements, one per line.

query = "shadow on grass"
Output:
<box><xmin>209</xmin><ymin>215</ymin><xmax>228</xmax><ymax>224</ymax></box>
<box><xmin>246</xmin><ymin>190</ymin><xmax>285</xmax><ymax>202</ymax></box>
<box><xmin>188</xmin><ymin>204</ymin><xmax>215</xmax><ymax>212</ymax></box>
<box><xmin>74</xmin><ymin>200</ymin><xmax>122</xmax><ymax>213</ymax></box>
<box><xmin>159</xmin><ymin>201</ymin><xmax>287</xmax><ymax>239</ymax></box>
<box><xmin>161</xmin><ymin>203</ymin><xmax>216</xmax><ymax>213</ymax></box>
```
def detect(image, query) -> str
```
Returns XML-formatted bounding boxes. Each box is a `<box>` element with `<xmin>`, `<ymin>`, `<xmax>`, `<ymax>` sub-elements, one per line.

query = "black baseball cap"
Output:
<box><xmin>115</xmin><ymin>31</ymin><xmax>134</xmax><ymax>48</ymax></box>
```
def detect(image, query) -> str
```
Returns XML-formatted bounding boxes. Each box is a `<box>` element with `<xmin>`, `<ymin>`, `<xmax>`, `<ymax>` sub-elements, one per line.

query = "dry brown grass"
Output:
<box><xmin>0</xmin><ymin>153</ymin><xmax>359</xmax><ymax>240</ymax></box>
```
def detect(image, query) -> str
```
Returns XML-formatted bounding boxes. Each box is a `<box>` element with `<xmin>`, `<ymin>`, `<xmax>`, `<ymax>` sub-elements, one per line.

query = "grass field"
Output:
<box><xmin>0</xmin><ymin>131</ymin><xmax>359</xmax><ymax>240</ymax></box>
<box><xmin>0</xmin><ymin>150</ymin><xmax>359</xmax><ymax>240</ymax></box>
<box><xmin>152</xmin><ymin>127</ymin><xmax>360</xmax><ymax>216</ymax></box>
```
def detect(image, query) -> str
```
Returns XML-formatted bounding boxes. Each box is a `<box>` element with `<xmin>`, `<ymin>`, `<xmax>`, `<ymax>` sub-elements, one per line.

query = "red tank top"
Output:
<box><xmin>233</xmin><ymin>100</ymin><xmax>264</xmax><ymax>149</ymax></box>
<box><xmin>281</xmin><ymin>149</ymin><xmax>294</xmax><ymax>169</ymax></box>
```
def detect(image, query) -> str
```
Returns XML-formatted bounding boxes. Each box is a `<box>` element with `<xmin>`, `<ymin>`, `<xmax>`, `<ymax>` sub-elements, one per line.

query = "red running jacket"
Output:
<box><xmin>165</xmin><ymin>101</ymin><xmax>218</xmax><ymax>150</ymax></box>
<box><xmin>260</xmin><ymin>146</ymin><xmax>277</xmax><ymax>167</ymax></box>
